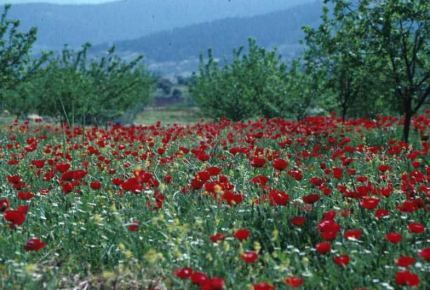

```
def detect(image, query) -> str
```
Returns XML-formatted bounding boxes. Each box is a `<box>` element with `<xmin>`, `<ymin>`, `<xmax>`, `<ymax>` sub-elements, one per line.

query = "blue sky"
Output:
<box><xmin>0</xmin><ymin>0</ymin><xmax>118</xmax><ymax>4</ymax></box>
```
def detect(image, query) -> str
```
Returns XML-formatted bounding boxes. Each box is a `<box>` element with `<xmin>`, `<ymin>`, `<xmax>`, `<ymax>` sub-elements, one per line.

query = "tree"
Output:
<box><xmin>303</xmin><ymin>2</ymin><xmax>392</xmax><ymax>121</ymax></box>
<box><xmin>306</xmin><ymin>0</ymin><xmax>430</xmax><ymax>142</ymax></box>
<box><xmin>0</xmin><ymin>4</ymin><xmax>47</xmax><ymax>110</ymax></box>
<box><xmin>286</xmin><ymin>59</ymin><xmax>329</xmax><ymax>121</ymax></box>
<box><xmin>85</xmin><ymin>46</ymin><xmax>154</xmax><ymax>124</ymax></box>
<box><xmin>32</xmin><ymin>44</ymin><xmax>154</xmax><ymax>125</ymax></box>
<box><xmin>360</xmin><ymin>0</ymin><xmax>430</xmax><ymax>142</ymax></box>
<box><xmin>191</xmin><ymin>39</ymin><xmax>309</xmax><ymax>120</ymax></box>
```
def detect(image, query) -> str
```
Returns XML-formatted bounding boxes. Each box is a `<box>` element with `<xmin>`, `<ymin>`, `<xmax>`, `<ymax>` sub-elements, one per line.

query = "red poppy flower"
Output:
<box><xmin>240</xmin><ymin>251</ymin><xmax>259</xmax><ymax>263</ymax></box>
<box><xmin>24</xmin><ymin>238</ymin><xmax>46</xmax><ymax>251</ymax></box>
<box><xmin>196</xmin><ymin>152</ymin><xmax>210</xmax><ymax>162</ymax></box>
<box><xmin>309</xmin><ymin>176</ymin><xmax>324</xmax><ymax>187</ymax></box>
<box><xmin>333</xmin><ymin>255</ymin><xmax>350</xmax><ymax>267</ymax></box>
<box><xmin>164</xmin><ymin>175</ymin><xmax>173</xmax><ymax>184</ymax></box>
<box><xmin>408</xmin><ymin>223</ymin><xmax>425</xmax><ymax>234</ymax></box>
<box><xmin>61</xmin><ymin>169</ymin><xmax>87</xmax><ymax>181</ymax></box>
<box><xmin>55</xmin><ymin>163</ymin><xmax>70</xmax><ymax>173</ymax></box>
<box><xmin>251</xmin><ymin>157</ymin><xmax>266</xmax><ymax>168</ymax></box>
<box><xmin>344</xmin><ymin>229</ymin><xmax>363</xmax><ymax>240</ymax></box>
<box><xmin>333</xmin><ymin>167</ymin><xmax>343</xmax><ymax>179</ymax></box>
<box><xmin>318</xmin><ymin>219</ymin><xmax>341</xmax><ymax>233</ymax></box>
<box><xmin>321</xmin><ymin>230</ymin><xmax>338</xmax><ymax>241</ymax></box>
<box><xmin>356</xmin><ymin>176</ymin><xmax>368</xmax><ymax>182</ymax></box>
<box><xmin>112</xmin><ymin>178</ymin><xmax>124</xmax><ymax>186</ymax></box>
<box><xmin>385</xmin><ymin>232</ymin><xmax>402</xmax><ymax>244</ymax></box>
<box><xmin>210</xmin><ymin>233</ymin><xmax>225</xmax><ymax>243</ymax></box>
<box><xmin>315</xmin><ymin>242</ymin><xmax>331</xmax><ymax>254</ymax></box>
<box><xmin>397</xmin><ymin>201</ymin><xmax>418</xmax><ymax>213</ymax></box>
<box><xmin>17</xmin><ymin>191</ymin><xmax>35</xmax><ymax>201</ymax></box>
<box><xmin>221</xmin><ymin>191</ymin><xmax>244</xmax><ymax>205</ymax></box>
<box><xmin>90</xmin><ymin>181</ymin><xmax>102</xmax><ymax>190</ymax></box>
<box><xmin>127</xmin><ymin>221</ymin><xmax>139</xmax><ymax>232</ymax></box>
<box><xmin>31</xmin><ymin>159</ymin><xmax>45</xmax><ymax>168</ymax></box>
<box><xmin>418</xmin><ymin>247</ymin><xmax>430</xmax><ymax>261</ymax></box>
<box><xmin>251</xmin><ymin>175</ymin><xmax>269</xmax><ymax>186</ymax></box>
<box><xmin>197</xmin><ymin>171</ymin><xmax>211</xmax><ymax>182</ymax></box>
<box><xmin>61</xmin><ymin>182</ymin><xmax>74</xmax><ymax>194</ymax></box>
<box><xmin>360</xmin><ymin>197</ymin><xmax>380</xmax><ymax>210</ymax></box>
<box><xmin>43</xmin><ymin>171</ymin><xmax>55</xmax><ymax>181</ymax></box>
<box><xmin>291</xmin><ymin>216</ymin><xmax>306</xmax><ymax>226</ymax></box>
<box><xmin>207</xmin><ymin>166</ymin><xmax>222</xmax><ymax>176</ymax></box>
<box><xmin>174</xmin><ymin>267</ymin><xmax>193</xmax><ymax>279</ymax></box>
<box><xmin>378</xmin><ymin>164</ymin><xmax>391</xmax><ymax>173</ymax></box>
<box><xmin>121</xmin><ymin>178</ymin><xmax>142</xmax><ymax>192</ymax></box>
<box><xmin>234</xmin><ymin>228</ymin><xmax>250</xmax><ymax>241</ymax></box>
<box><xmin>356</xmin><ymin>186</ymin><xmax>369</xmax><ymax>197</ymax></box>
<box><xmin>288</xmin><ymin>170</ymin><xmax>303</xmax><ymax>181</ymax></box>
<box><xmin>303</xmin><ymin>193</ymin><xmax>320</xmax><ymax>204</ymax></box>
<box><xmin>4</xmin><ymin>207</ymin><xmax>28</xmax><ymax>227</ymax></box>
<box><xmin>253</xmin><ymin>282</ymin><xmax>275</xmax><ymax>290</ymax></box>
<box><xmin>39</xmin><ymin>188</ymin><xmax>50</xmax><ymax>195</ymax></box>
<box><xmin>285</xmin><ymin>276</ymin><xmax>304</xmax><ymax>288</ymax></box>
<box><xmin>396</xmin><ymin>256</ymin><xmax>416</xmax><ymax>267</ymax></box>
<box><xmin>191</xmin><ymin>178</ymin><xmax>204</xmax><ymax>190</ymax></box>
<box><xmin>269</xmin><ymin>189</ymin><xmax>289</xmax><ymax>206</ymax></box>
<box><xmin>7</xmin><ymin>175</ymin><xmax>22</xmax><ymax>184</ymax></box>
<box><xmin>323</xmin><ymin>210</ymin><xmax>336</xmax><ymax>220</ymax></box>
<box><xmin>17</xmin><ymin>205</ymin><xmax>29</xmax><ymax>214</ymax></box>
<box><xmin>395</xmin><ymin>271</ymin><xmax>420</xmax><ymax>287</ymax></box>
<box><xmin>374</xmin><ymin>208</ymin><xmax>390</xmax><ymax>219</ymax></box>
<box><xmin>273</xmin><ymin>158</ymin><xmax>288</xmax><ymax>171</ymax></box>
<box><xmin>7</xmin><ymin>159</ymin><xmax>19</xmax><ymax>166</ymax></box>
<box><xmin>202</xmin><ymin>277</ymin><xmax>225</xmax><ymax>290</ymax></box>
<box><xmin>191</xmin><ymin>271</ymin><xmax>209</xmax><ymax>285</ymax></box>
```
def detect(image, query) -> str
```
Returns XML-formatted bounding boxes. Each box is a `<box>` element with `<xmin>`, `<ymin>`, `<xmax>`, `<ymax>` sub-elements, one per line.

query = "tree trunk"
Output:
<box><xmin>403</xmin><ymin>96</ymin><xmax>412</xmax><ymax>143</ymax></box>
<box><xmin>341</xmin><ymin>104</ymin><xmax>348</xmax><ymax>121</ymax></box>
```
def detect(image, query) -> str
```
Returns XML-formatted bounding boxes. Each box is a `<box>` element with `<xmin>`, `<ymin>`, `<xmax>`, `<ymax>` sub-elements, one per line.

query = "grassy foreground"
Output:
<box><xmin>0</xmin><ymin>115</ymin><xmax>429</xmax><ymax>289</ymax></box>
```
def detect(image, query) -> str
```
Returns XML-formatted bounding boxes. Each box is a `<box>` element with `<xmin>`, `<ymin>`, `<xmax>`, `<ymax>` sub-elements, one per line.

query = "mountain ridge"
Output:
<box><xmin>7</xmin><ymin>0</ymin><xmax>316</xmax><ymax>48</ymax></box>
<box><xmin>91</xmin><ymin>1</ymin><xmax>323</xmax><ymax>74</ymax></box>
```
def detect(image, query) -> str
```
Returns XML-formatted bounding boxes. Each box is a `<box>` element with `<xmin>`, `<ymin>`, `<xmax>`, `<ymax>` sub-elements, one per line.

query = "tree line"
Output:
<box><xmin>191</xmin><ymin>0</ymin><xmax>430</xmax><ymax>142</ymax></box>
<box><xmin>0</xmin><ymin>4</ymin><xmax>154</xmax><ymax>126</ymax></box>
<box><xmin>1</xmin><ymin>1</ymin><xmax>429</xmax><ymax>142</ymax></box>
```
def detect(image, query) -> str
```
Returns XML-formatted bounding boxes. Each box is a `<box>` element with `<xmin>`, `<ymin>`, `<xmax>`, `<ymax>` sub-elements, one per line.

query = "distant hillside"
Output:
<box><xmin>92</xmin><ymin>1</ymin><xmax>323</xmax><ymax>74</ymax></box>
<box><xmin>7</xmin><ymin>0</ymin><xmax>315</xmax><ymax>49</ymax></box>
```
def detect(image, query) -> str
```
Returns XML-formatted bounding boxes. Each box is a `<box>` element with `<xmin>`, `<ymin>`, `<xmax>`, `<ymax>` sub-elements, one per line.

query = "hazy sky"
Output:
<box><xmin>0</xmin><ymin>0</ymin><xmax>118</xmax><ymax>4</ymax></box>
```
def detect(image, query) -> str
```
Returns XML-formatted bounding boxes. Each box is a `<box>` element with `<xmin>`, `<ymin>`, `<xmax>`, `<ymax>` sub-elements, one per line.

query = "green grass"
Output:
<box><xmin>134</xmin><ymin>107</ymin><xmax>204</xmax><ymax>125</ymax></box>
<box><xmin>0</xmin><ymin>115</ymin><xmax>15</xmax><ymax>125</ymax></box>
<box><xmin>0</xmin><ymin>107</ymin><xmax>203</xmax><ymax>127</ymax></box>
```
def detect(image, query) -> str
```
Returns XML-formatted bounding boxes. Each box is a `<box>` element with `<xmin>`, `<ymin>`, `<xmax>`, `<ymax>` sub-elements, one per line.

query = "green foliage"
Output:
<box><xmin>0</xmin><ymin>5</ymin><xmax>154</xmax><ymax>125</ymax></box>
<box><xmin>360</xmin><ymin>0</ymin><xmax>430</xmax><ymax>142</ymax></box>
<box><xmin>304</xmin><ymin>0</ymin><xmax>430</xmax><ymax>141</ymax></box>
<box><xmin>9</xmin><ymin>44</ymin><xmax>154</xmax><ymax>125</ymax></box>
<box><xmin>303</xmin><ymin>2</ymin><xmax>391</xmax><ymax>120</ymax></box>
<box><xmin>81</xmin><ymin>45</ymin><xmax>154</xmax><ymax>125</ymax></box>
<box><xmin>0</xmin><ymin>4</ymin><xmax>48</xmax><ymax>109</ymax></box>
<box><xmin>284</xmin><ymin>59</ymin><xmax>329</xmax><ymax>120</ymax></box>
<box><xmin>191</xmin><ymin>39</ymin><xmax>319</xmax><ymax>121</ymax></box>
<box><xmin>192</xmin><ymin>0</ymin><xmax>430</xmax><ymax>131</ymax></box>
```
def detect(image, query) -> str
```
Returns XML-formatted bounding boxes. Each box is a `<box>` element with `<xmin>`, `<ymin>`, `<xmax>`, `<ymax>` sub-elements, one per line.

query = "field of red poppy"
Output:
<box><xmin>1</xmin><ymin>114</ymin><xmax>430</xmax><ymax>289</ymax></box>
